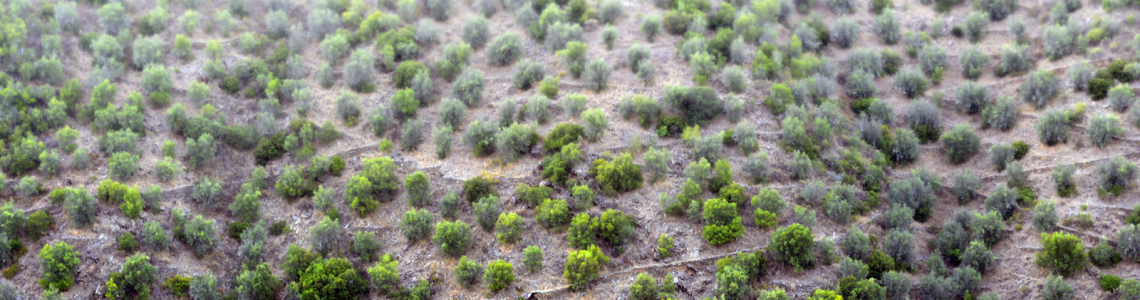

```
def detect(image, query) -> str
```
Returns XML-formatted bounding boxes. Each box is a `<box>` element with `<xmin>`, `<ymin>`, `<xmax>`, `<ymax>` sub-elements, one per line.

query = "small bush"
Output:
<box><xmin>1090</xmin><ymin>239</ymin><xmax>1122</xmax><ymax>268</ymax></box>
<box><xmin>1019</xmin><ymin>69</ymin><xmax>1061</xmax><ymax>108</ymax></box>
<box><xmin>873</xmin><ymin>9</ymin><xmax>901</xmax><ymax>44</ymax></box>
<box><xmin>964</xmin><ymin>12</ymin><xmax>990</xmax><ymax>43</ymax></box>
<box><xmin>1088</xmin><ymin>114</ymin><xmax>1123</xmax><ymax>148</ymax></box>
<box><xmin>1102</xmin><ymin>274</ymin><xmax>1123</xmax><ymax>291</ymax></box>
<box><xmin>959</xmin><ymin>46</ymin><xmax>989</xmax><ymax>80</ymax></box>
<box><xmin>432</xmin><ymin>220</ymin><xmax>472</xmax><ymax>256</ymax></box>
<box><xmin>907</xmin><ymin>101</ymin><xmax>942</xmax><ymax>143</ymax></box>
<box><xmin>454</xmin><ymin>256</ymin><xmax>484</xmax><ymax>288</ymax></box>
<box><xmin>523</xmin><ymin>246</ymin><xmax>543</xmax><ymax>272</ymax></box>
<box><xmin>1036</xmin><ymin>109</ymin><xmax>1072</xmax><ymax>146</ymax></box>
<box><xmin>1042</xmin><ymin>274</ymin><xmax>1074</xmax><ymax>300</ymax></box>
<box><xmin>461</xmin><ymin>17</ymin><xmax>490</xmax><ymax>48</ymax></box>
<box><xmin>997</xmin><ymin>44</ymin><xmax>1030</xmax><ymax>76</ymax></box>
<box><xmin>893</xmin><ymin>68</ymin><xmax>929</xmax><ymax>98</ymax></box>
<box><xmin>564</xmin><ymin>245</ymin><xmax>610</xmax><ymax>291</ymax></box>
<box><xmin>1045</xmin><ymin>164</ymin><xmax>1078</xmax><ymax>199</ymax></box>
<box><xmin>641</xmin><ymin>14</ymin><xmax>661</xmax><ymax>42</ymax></box>
<box><xmin>488</xmin><ymin>33</ymin><xmax>522</xmax><ymax>66</ymax></box>
<box><xmin>1109</xmin><ymin>84</ymin><xmax>1136</xmax><ymax>112</ymax></box>
<box><xmin>512</xmin><ymin>59</ymin><xmax>545</xmax><ymax>90</ymax></box>
<box><xmin>1097</xmin><ymin>157</ymin><xmax>1139</xmax><ymax>196</ymax></box>
<box><xmin>769</xmin><ymin>224</ymin><xmax>815</xmax><ymax>270</ymax></box>
<box><xmin>1036</xmin><ymin>231</ymin><xmax>1086</xmax><ymax>275</ymax></box>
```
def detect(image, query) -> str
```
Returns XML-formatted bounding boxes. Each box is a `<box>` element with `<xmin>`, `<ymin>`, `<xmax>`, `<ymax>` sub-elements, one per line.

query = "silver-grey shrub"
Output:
<box><xmin>831</xmin><ymin>19</ymin><xmax>859</xmax><ymax>48</ymax></box>
<box><xmin>873</xmin><ymin>8</ymin><xmax>901</xmax><ymax>44</ymax></box>
<box><xmin>1087</xmin><ymin>113</ymin><xmax>1123</xmax><ymax>148</ymax></box>
<box><xmin>1020</xmin><ymin>69</ymin><xmax>1060</xmax><ymax>108</ymax></box>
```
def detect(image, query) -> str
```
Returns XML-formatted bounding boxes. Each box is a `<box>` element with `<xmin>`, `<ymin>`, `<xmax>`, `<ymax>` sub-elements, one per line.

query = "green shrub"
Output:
<box><xmin>1090</xmin><ymin>239</ymin><xmax>1122</xmax><ymax>268</ymax></box>
<box><xmin>398</xmin><ymin>208</ymin><xmax>434</xmax><ymax>242</ymax></box>
<box><xmin>1037</xmin><ymin>109</ymin><xmax>1072</xmax><ymax>145</ymax></box>
<box><xmin>1097</xmin><ymin>156</ymin><xmax>1138</xmax><ymax>196</ymax></box>
<box><xmin>117</xmin><ymin>232</ymin><xmax>139</xmax><ymax>252</ymax></box>
<box><xmin>288</xmin><ymin>258</ymin><xmax>364</xmax><ymax>299</ymax></box>
<box><xmin>1088</xmin><ymin>113</ymin><xmax>1123</xmax><ymax>148</ymax></box>
<box><xmin>1036</xmin><ymin>231</ymin><xmax>1086</xmax><ymax>275</ymax></box>
<box><xmin>597</xmin><ymin>209</ymin><xmax>636</xmax><ymax>253</ymax></box>
<box><xmin>1021</xmin><ymin>69</ymin><xmax>1060</xmax><ymax>108</ymax></box>
<box><xmin>484</xmin><ymin>260</ymin><xmax>514</xmax><ymax>293</ymax></box>
<box><xmin>405</xmin><ymin>172</ymin><xmax>432</xmax><ymax>207</ymax></box>
<box><xmin>941</xmin><ymin>124</ymin><xmax>980</xmax><ymax>164</ymax></box>
<box><xmin>494</xmin><ymin>212</ymin><xmax>523</xmax><ymax>244</ymax></box>
<box><xmin>591</xmin><ymin>153</ymin><xmax>643</xmax><ymax>193</ymax></box>
<box><xmin>524</xmin><ymin>246</ymin><xmax>544</xmax><ymax>272</ymax></box>
<box><xmin>1042</xmin><ymin>274</ymin><xmax>1074</xmax><ymax>300</ymax></box>
<box><xmin>513</xmin><ymin>59</ymin><xmax>545</xmax><ymax>90</ymax></box>
<box><xmin>433</xmin><ymin>220</ymin><xmax>472</xmax><ymax>256</ymax></box>
<box><xmin>163</xmin><ymin>275</ymin><xmax>191</xmax><ymax>298</ymax></box>
<box><xmin>463</xmin><ymin>120</ymin><xmax>500</xmax><ymax>156</ymax></box>
<box><xmin>488</xmin><ymin>32</ymin><xmax>522</xmax><ymax>66</ymax></box>
<box><xmin>38</xmin><ymin>241</ymin><xmax>80</xmax><ymax>291</ymax></box>
<box><xmin>583</xmin><ymin>59</ymin><xmax>612</xmax><ymax>92</ymax></box>
<box><xmin>108</xmin><ymin>152</ymin><xmax>140</xmax><ymax>180</ymax></box>
<box><xmin>394</xmin><ymin>61</ymin><xmax>427</xmax><ymax>89</ymax></box>
<box><xmin>769</xmin><ymin>224</ymin><xmax>815</xmax><ymax>270</ymax></box>
<box><xmin>703</xmin><ymin>198</ymin><xmax>744</xmax><ymax>245</ymax></box>
<box><xmin>453</xmin><ymin>256</ymin><xmax>484</xmax><ymax>289</ymax></box>
<box><xmin>567</xmin><ymin>213</ymin><xmax>595</xmax><ymax>249</ymax></box>
<box><xmin>452</xmin><ymin>68</ymin><xmax>485</xmax><ymax>107</ymax></box>
<box><xmin>564</xmin><ymin>245</ymin><xmax>610</xmax><ymax>291</ymax></box>
<box><xmin>1102</xmin><ymin>274</ymin><xmax>1123</xmax><ymax>291</ymax></box>
<box><xmin>308</xmin><ymin>216</ymin><xmax>340</xmax><ymax>255</ymax></box>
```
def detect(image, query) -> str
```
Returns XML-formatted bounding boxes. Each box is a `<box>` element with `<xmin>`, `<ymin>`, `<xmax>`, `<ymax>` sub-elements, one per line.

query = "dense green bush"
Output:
<box><xmin>289</xmin><ymin>257</ymin><xmax>365</xmax><ymax>299</ymax></box>
<box><xmin>536</xmin><ymin>199</ymin><xmax>571</xmax><ymax>228</ymax></box>
<box><xmin>564</xmin><ymin>245</ymin><xmax>610</xmax><ymax>291</ymax></box>
<box><xmin>484</xmin><ymin>259</ymin><xmax>515</xmax><ymax>293</ymax></box>
<box><xmin>703</xmin><ymin>198</ymin><xmax>745</xmax><ymax>245</ymax></box>
<box><xmin>39</xmin><ymin>241</ymin><xmax>80</xmax><ymax>291</ymax></box>
<box><xmin>583</xmin><ymin>59</ymin><xmax>613</xmax><ymax>92</ymax></box>
<box><xmin>893</xmin><ymin>68</ymin><xmax>929</xmax><ymax>99</ymax></box>
<box><xmin>512</xmin><ymin>59</ymin><xmax>545</xmax><ymax>90</ymax></box>
<box><xmin>524</xmin><ymin>245</ymin><xmax>544</xmax><ymax>273</ymax></box>
<box><xmin>433</xmin><ymin>220</ymin><xmax>472</xmax><ymax>256</ymax></box>
<box><xmin>940</xmin><ymin>124</ymin><xmax>980</xmax><ymax>164</ymax></box>
<box><xmin>997</xmin><ymin>44</ymin><xmax>1030</xmax><ymax>76</ymax></box>
<box><xmin>769</xmin><ymin>224</ymin><xmax>815</xmax><ymax>270</ymax></box>
<box><xmin>1090</xmin><ymin>239</ymin><xmax>1121</xmax><ymax>267</ymax></box>
<box><xmin>494</xmin><ymin>212</ymin><xmax>522</xmax><ymax>244</ymax></box>
<box><xmin>399</xmin><ymin>208</ymin><xmax>434</xmax><ymax>241</ymax></box>
<box><xmin>591</xmin><ymin>153</ymin><xmax>643</xmax><ymax>193</ymax></box>
<box><xmin>454</xmin><ymin>256</ymin><xmax>484</xmax><ymax>288</ymax></box>
<box><xmin>964</xmin><ymin>11</ymin><xmax>989</xmax><ymax>43</ymax></box>
<box><xmin>118</xmin><ymin>232</ymin><xmax>139</xmax><ymax>252</ymax></box>
<box><xmin>1119</xmin><ymin>224</ymin><xmax>1140</xmax><ymax>262</ymax></box>
<box><xmin>1036</xmin><ymin>231</ymin><xmax>1086</xmax><ymax>275</ymax></box>
<box><xmin>1101</xmin><ymin>274</ymin><xmax>1122</xmax><ymax>291</ymax></box>
<box><xmin>498</xmin><ymin>122</ymin><xmax>540</xmax><ymax>161</ymax></box>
